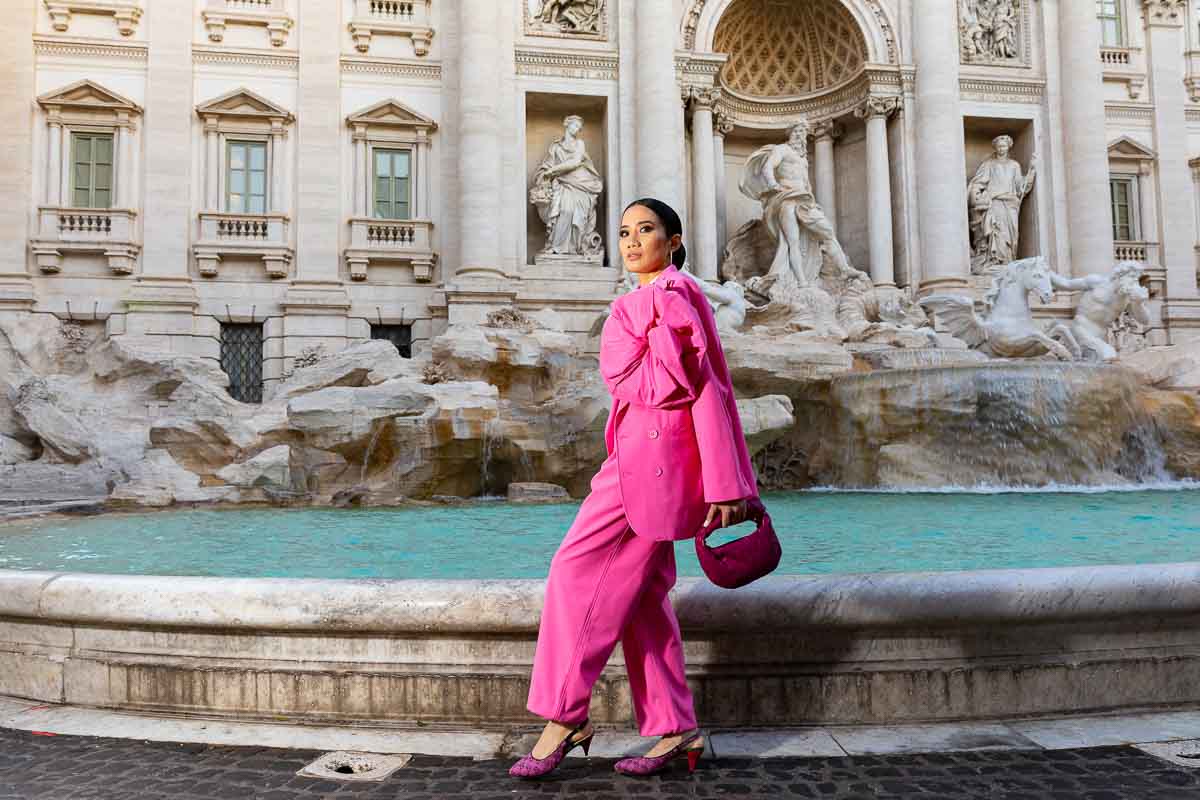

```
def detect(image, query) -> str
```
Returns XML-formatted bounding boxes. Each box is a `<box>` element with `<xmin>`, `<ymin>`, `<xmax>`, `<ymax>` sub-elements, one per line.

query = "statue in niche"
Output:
<box><xmin>529</xmin><ymin>0</ymin><xmax>604</xmax><ymax>35</ymax></box>
<box><xmin>529</xmin><ymin>114</ymin><xmax>604</xmax><ymax>261</ymax></box>
<box><xmin>967</xmin><ymin>134</ymin><xmax>1036</xmax><ymax>275</ymax></box>
<box><xmin>737</xmin><ymin>119</ymin><xmax>856</xmax><ymax>290</ymax></box>
<box><xmin>960</xmin><ymin>0</ymin><xmax>1021</xmax><ymax>63</ymax></box>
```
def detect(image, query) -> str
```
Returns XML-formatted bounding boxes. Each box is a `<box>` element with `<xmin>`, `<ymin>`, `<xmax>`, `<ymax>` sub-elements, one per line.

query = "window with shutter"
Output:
<box><xmin>1109</xmin><ymin>177</ymin><xmax>1136</xmax><ymax>242</ymax></box>
<box><xmin>1096</xmin><ymin>0</ymin><xmax>1123</xmax><ymax>47</ymax></box>
<box><xmin>70</xmin><ymin>132</ymin><xmax>114</xmax><ymax>209</ymax></box>
<box><xmin>373</xmin><ymin>148</ymin><xmax>412</xmax><ymax>220</ymax></box>
<box><xmin>227</xmin><ymin>140</ymin><xmax>267</xmax><ymax>214</ymax></box>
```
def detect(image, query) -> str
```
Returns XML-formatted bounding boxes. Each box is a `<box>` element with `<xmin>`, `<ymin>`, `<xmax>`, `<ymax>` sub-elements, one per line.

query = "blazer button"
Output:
<box><xmin>655</xmin><ymin>467</ymin><xmax>663</xmax><ymax>476</ymax></box>
<box><xmin>648</xmin><ymin>429</ymin><xmax>659</xmax><ymax>439</ymax></box>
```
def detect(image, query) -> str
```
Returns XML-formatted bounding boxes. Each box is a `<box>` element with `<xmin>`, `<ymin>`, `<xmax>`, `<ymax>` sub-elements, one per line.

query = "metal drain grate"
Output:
<box><xmin>298</xmin><ymin>751</ymin><xmax>412</xmax><ymax>782</ymax></box>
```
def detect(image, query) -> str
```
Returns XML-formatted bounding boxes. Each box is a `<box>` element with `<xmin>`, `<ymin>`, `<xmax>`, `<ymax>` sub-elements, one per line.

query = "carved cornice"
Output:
<box><xmin>854</xmin><ymin>95</ymin><xmax>899</xmax><ymax>120</ymax></box>
<box><xmin>514</xmin><ymin>47</ymin><xmax>617</xmax><ymax>81</ymax></box>
<box><xmin>193</xmin><ymin>45</ymin><xmax>298</xmax><ymax>72</ymax></box>
<box><xmin>340</xmin><ymin>56</ymin><xmax>442</xmax><ymax>81</ymax></box>
<box><xmin>717</xmin><ymin>65</ymin><xmax>902</xmax><ymax>128</ymax></box>
<box><xmin>1106</xmin><ymin>103</ymin><xmax>1155</xmax><ymax>122</ymax></box>
<box><xmin>685</xmin><ymin>86</ymin><xmax>720</xmax><ymax>110</ymax></box>
<box><xmin>1185</xmin><ymin>107</ymin><xmax>1200</xmax><ymax>123</ymax></box>
<box><xmin>958</xmin><ymin>76</ymin><xmax>1045</xmax><ymax>103</ymax></box>
<box><xmin>1143</xmin><ymin>0</ymin><xmax>1186</xmax><ymax>24</ymax></box>
<box><xmin>34</xmin><ymin>34</ymin><xmax>147</xmax><ymax>61</ymax></box>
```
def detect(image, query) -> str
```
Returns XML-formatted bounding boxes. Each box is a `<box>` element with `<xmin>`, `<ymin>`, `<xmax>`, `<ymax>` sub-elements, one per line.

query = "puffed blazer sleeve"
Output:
<box><xmin>600</xmin><ymin>285</ymin><xmax>708</xmax><ymax>409</ymax></box>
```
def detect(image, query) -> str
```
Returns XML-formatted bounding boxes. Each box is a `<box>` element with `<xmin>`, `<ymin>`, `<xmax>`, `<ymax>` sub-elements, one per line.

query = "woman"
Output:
<box><xmin>510</xmin><ymin>198</ymin><xmax>760</xmax><ymax>779</ymax></box>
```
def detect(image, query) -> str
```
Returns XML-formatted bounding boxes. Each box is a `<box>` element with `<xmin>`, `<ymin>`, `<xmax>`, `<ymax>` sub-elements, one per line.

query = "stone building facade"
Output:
<box><xmin>1</xmin><ymin>0</ymin><xmax>1198</xmax><ymax>399</ymax></box>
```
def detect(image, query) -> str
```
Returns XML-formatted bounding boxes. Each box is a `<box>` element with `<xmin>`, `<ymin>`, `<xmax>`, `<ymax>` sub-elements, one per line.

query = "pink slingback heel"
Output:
<box><xmin>508</xmin><ymin>720</ymin><xmax>593</xmax><ymax>779</ymax></box>
<box><xmin>613</xmin><ymin>732</ymin><xmax>704</xmax><ymax>776</ymax></box>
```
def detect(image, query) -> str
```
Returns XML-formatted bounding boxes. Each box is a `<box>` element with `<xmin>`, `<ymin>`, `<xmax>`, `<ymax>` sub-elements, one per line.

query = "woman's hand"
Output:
<box><xmin>703</xmin><ymin>498</ymin><xmax>748</xmax><ymax>529</ymax></box>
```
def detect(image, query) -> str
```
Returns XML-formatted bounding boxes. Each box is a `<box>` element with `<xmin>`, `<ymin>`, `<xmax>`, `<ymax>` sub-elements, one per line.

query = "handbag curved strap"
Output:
<box><xmin>696</xmin><ymin>496</ymin><xmax>767</xmax><ymax>544</ymax></box>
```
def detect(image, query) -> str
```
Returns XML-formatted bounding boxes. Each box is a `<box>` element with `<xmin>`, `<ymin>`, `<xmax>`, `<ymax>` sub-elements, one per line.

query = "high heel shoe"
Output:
<box><xmin>508</xmin><ymin>720</ymin><xmax>593</xmax><ymax>779</ymax></box>
<box><xmin>613</xmin><ymin>731</ymin><xmax>704</xmax><ymax>776</ymax></box>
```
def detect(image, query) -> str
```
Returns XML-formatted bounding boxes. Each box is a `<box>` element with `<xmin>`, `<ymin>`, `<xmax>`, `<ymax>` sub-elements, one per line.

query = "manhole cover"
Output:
<box><xmin>298</xmin><ymin>751</ymin><xmax>412</xmax><ymax>782</ymax></box>
<box><xmin>1134</xmin><ymin>739</ymin><xmax>1200</xmax><ymax>768</ymax></box>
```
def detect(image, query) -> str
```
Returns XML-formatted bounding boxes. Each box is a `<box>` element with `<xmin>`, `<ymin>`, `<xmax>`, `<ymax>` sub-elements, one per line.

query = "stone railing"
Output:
<box><xmin>30</xmin><ymin>206</ymin><xmax>139</xmax><ymax>275</ymax></box>
<box><xmin>194</xmin><ymin>212</ymin><xmax>292</xmax><ymax>279</ymax></box>
<box><xmin>202</xmin><ymin>0</ymin><xmax>292</xmax><ymax>46</ymax></box>
<box><xmin>349</xmin><ymin>0</ymin><xmax>433</xmax><ymax>55</ymax></box>
<box><xmin>1113</xmin><ymin>240</ymin><xmax>1160</xmax><ymax>264</ymax></box>
<box><xmin>1099</xmin><ymin>46</ymin><xmax>1145</xmax><ymax>99</ymax></box>
<box><xmin>345</xmin><ymin>217</ymin><xmax>436</xmax><ymax>282</ymax></box>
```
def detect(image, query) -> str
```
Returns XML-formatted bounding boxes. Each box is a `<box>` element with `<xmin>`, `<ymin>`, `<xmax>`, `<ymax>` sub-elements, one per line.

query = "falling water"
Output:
<box><xmin>825</xmin><ymin>362</ymin><xmax>1171</xmax><ymax>488</ymax></box>
<box><xmin>479</xmin><ymin>415</ymin><xmax>504</xmax><ymax>495</ymax></box>
<box><xmin>359</xmin><ymin>420</ymin><xmax>387</xmax><ymax>485</ymax></box>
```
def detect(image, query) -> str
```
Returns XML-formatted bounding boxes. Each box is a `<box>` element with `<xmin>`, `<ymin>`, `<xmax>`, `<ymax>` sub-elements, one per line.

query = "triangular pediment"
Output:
<box><xmin>1108</xmin><ymin>135</ymin><xmax>1156</xmax><ymax>160</ymax></box>
<box><xmin>347</xmin><ymin>98</ymin><xmax>437</xmax><ymax>131</ymax></box>
<box><xmin>38</xmin><ymin>79</ymin><xmax>141</xmax><ymax>113</ymax></box>
<box><xmin>197</xmin><ymin>87</ymin><xmax>293</xmax><ymax>121</ymax></box>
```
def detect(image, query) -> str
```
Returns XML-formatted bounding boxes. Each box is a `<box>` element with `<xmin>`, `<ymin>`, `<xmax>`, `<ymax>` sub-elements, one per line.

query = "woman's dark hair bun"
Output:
<box><xmin>624</xmin><ymin>197</ymin><xmax>686</xmax><ymax>268</ymax></box>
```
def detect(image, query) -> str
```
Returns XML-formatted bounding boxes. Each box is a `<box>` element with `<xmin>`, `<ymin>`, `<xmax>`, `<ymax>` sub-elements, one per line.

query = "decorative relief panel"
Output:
<box><xmin>524</xmin><ymin>0</ymin><xmax>606</xmax><ymax>40</ymax></box>
<box><xmin>958</xmin><ymin>0</ymin><xmax>1030</xmax><ymax>67</ymax></box>
<box><xmin>514</xmin><ymin>48</ymin><xmax>617</xmax><ymax>80</ymax></box>
<box><xmin>713</xmin><ymin>0</ymin><xmax>867</xmax><ymax>97</ymax></box>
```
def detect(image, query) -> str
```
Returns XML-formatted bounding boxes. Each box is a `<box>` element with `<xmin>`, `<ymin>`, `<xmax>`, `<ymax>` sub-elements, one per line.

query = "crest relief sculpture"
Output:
<box><xmin>525</xmin><ymin>0</ymin><xmax>605</xmax><ymax>38</ymax></box>
<box><xmin>959</xmin><ymin>0</ymin><xmax>1025</xmax><ymax>65</ymax></box>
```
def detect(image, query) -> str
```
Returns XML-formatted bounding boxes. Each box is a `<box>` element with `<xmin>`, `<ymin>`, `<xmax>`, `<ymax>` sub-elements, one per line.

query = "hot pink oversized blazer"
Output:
<box><xmin>599</xmin><ymin>264</ymin><xmax>759</xmax><ymax>541</ymax></box>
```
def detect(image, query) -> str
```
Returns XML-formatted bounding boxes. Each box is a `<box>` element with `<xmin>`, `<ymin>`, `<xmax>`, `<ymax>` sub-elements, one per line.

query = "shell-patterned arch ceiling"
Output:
<box><xmin>713</xmin><ymin>0</ymin><xmax>869</xmax><ymax>98</ymax></box>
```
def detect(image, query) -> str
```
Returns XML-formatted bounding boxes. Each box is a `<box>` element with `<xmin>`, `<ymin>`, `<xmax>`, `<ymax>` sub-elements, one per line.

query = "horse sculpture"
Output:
<box><xmin>919</xmin><ymin>256</ymin><xmax>1080</xmax><ymax>359</ymax></box>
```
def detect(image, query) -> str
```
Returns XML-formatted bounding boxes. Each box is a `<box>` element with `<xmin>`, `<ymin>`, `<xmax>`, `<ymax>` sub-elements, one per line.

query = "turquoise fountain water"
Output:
<box><xmin>1</xmin><ymin>486</ymin><xmax>1196</xmax><ymax>579</ymax></box>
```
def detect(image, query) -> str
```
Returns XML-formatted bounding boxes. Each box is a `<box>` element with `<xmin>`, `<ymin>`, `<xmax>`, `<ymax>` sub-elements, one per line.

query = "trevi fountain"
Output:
<box><xmin>0</xmin><ymin>0</ymin><xmax>1199</xmax><ymax>734</ymax></box>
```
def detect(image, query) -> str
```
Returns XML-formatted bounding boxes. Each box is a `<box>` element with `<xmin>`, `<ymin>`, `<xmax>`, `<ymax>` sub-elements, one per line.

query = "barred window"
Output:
<box><xmin>220</xmin><ymin>323</ymin><xmax>264</xmax><ymax>403</ymax></box>
<box><xmin>371</xmin><ymin>324</ymin><xmax>412</xmax><ymax>358</ymax></box>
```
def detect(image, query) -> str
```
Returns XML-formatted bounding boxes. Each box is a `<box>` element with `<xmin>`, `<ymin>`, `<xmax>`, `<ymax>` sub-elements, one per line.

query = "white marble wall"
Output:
<box><xmin>4</xmin><ymin>0</ymin><xmax>1200</xmax><ymax>361</ymax></box>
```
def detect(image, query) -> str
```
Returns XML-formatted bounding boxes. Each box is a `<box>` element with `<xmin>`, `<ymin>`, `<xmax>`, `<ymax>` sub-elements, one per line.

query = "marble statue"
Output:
<box><xmin>1065</xmin><ymin>260</ymin><xmax>1152</xmax><ymax>362</ymax></box>
<box><xmin>959</xmin><ymin>0</ymin><xmax>1020</xmax><ymax>63</ymax></box>
<box><xmin>920</xmin><ymin>256</ymin><xmax>1080</xmax><ymax>359</ymax></box>
<box><xmin>529</xmin><ymin>114</ymin><xmax>604</xmax><ymax>260</ymax></box>
<box><xmin>530</xmin><ymin>0</ymin><xmax>604</xmax><ymax>34</ymax></box>
<box><xmin>679</xmin><ymin>267</ymin><xmax>765</xmax><ymax>334</ymax></box>
<box><xmin>738</xmin><ymin>120</ymin><xmax>855</xmax><ymax>288</ymax></box>
<box><xmin>967</xmin><ymin>134</ymin><xmax>1036</xmax><ymax>275</ymax></box>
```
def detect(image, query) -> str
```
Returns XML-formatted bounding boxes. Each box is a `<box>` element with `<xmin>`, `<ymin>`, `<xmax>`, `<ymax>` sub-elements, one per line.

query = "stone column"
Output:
<box><xmin>713</xmin><ymin>109</ymin><xmax>733</xmax><ymax>268</ymax></box>
<box><xmin>1144</xmin><ymin>0</ymin><xmax>1199</xmax><ymax>299</ymax></box>
<box><xmin>635</xmin><ymin>0</ymin><xmax>682</xmax><ymax>209</ymax></box>
<box><xmin>116</xmin><ymin>118</ymin><xmax>132</xmax><ymax>208</ymax></box>
<box><xmin>204</xmin><ymin>117</ymin><xmax>219</xmax><ymax>210</ymax></box>
<box><xmin>856</xmin><ymin>97</ymin><xmax>899</xmax><ymax>288</ymax></box>
<box><xmin>688</xmin><ymin>87</ymin><xmax>718</xmax><ymax>281</ymax></box>
<box><xmin>812</xmin><ymin>119</ymin><xmax>842</xmax><ymax>234</ymax></box>
<box><xmin>140</xmin><ymin>0</ymin><xmax>193</xmax><ymax>282</ymax></box>
<box><xmin>269</xmin><ymin>122</ymin><xmax>284</xmax><ymax>214</ymax></box>
<box><xmin>47</xmin><ymin>115</ymin><xmax>63</xmax><ymax>206</ymax></box>
<box><xmin>0</xmin><ymin>0</ymin><xmax>36</xmax><ymax>308</ymax></box>
<box><xmin>1057</xmin><ymin>0</ymin><xmax>1116</xmax><ymax>277</ymax></box>
<box><xmin>293</xmin><ymin>1</ymin><xmax>342</xmax><ymax>285</ymax></box>
<box><xmin>913</xmin><ymin>0</ymin><xmax>971</xmax><ymax>293</ymax></box>
<box><xmin>454</xmin><ymin>0</ymin><xmax>503</xmax><ymax>279</ymax></box>
<box><xmin>352</xmin><ymin>125</ymin><xmax>367</xmax><ymax>217</ymax></box>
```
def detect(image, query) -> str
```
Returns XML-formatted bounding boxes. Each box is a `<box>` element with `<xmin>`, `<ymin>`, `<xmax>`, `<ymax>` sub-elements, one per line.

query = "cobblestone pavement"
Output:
<box><xmin>4</xmin><ymin>728</ymin><xmax>1200</xmax><ymax>799</ymax></box>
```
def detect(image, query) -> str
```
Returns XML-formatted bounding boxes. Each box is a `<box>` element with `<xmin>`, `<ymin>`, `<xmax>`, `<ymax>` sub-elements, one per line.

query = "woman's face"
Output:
<box><xmin>619</xmin><ymin>205</ymin><xmax>680</xmax><ymax>277</ymax></box>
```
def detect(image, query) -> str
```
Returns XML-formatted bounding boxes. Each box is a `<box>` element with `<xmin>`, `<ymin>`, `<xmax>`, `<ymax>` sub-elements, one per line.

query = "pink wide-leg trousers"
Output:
<box><xmin>526</xmin><ymin>451</ymin><xmax>698</xmax><ymax>736</ymax></box>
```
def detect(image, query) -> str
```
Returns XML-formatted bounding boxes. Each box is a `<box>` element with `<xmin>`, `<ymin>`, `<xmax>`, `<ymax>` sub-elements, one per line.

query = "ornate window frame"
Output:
<box><xmin>1107</xmin><ymin>135</ymin><xmax>1161</xmax><ymax>269</ymax></box>
<box><xmin>194</xmin><ymin>88</ymin><xmax>295</xmax><ymax>279</ymax></box>
<box><xmin>31</xmin><ymin>79</ymin><xmax>142</xmax><ymax>275</ymax></box>
<box><xmin>345</xmin><ymin>99</ymin><xmax>438</xmax><ymax>282</ymax></box>
<box><xmin>43</xmin><ymin>0</ymin><xmax>143</xmax><ymax>37</ymax></box>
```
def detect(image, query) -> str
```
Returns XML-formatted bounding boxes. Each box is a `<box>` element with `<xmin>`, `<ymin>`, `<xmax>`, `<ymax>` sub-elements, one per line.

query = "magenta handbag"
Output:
<box><xmin>693</xmin><ymin>497</ymin><xmax>781</xmax><ymax>589</ymax></box>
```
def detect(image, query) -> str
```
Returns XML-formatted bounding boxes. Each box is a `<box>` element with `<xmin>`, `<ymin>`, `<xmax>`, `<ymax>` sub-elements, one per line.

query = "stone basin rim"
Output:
<box><xmin>3</xmin><ymin>562</ymin><xmax>1199</xmax><ymax>633</ymax></box>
